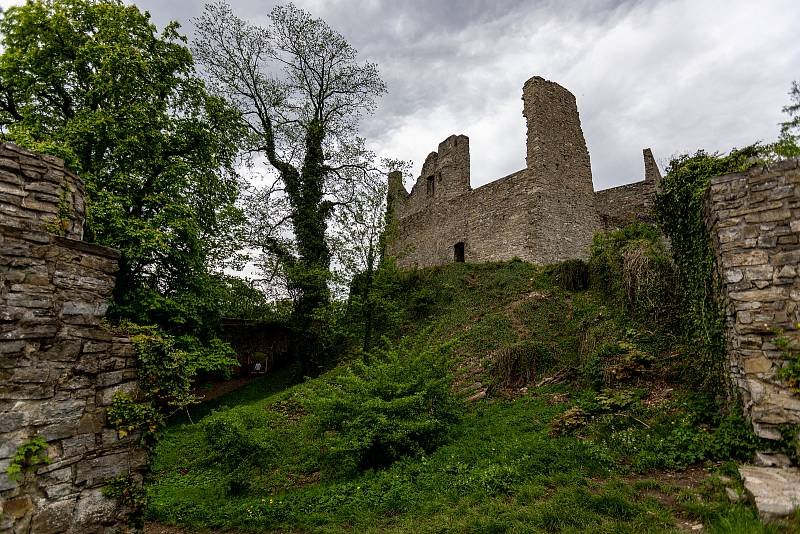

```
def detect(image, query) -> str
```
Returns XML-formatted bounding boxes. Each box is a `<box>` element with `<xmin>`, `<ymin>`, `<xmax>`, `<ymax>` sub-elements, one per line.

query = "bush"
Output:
<box><xmin>489</xmin><ymin>340</ymin><xmax>553</xmax><ymax>391</ymax></box>
<box><xmin>201</xmin><ymin>407</ymin><xmax>283</xmax><ymax>494</ymax></box>
<box><xmin>588</xmin><ymin>223</ymin><xmax>676</xmax><ymax>324</ymax></box>
<box><xmin>550</xmin><ymin>259</ymin><xmax>589</xmax><ymax>291</ymax></box>
<box><xmin>305</xmin><ymin>340</ymin><xmax>462</xmax><ymax>477</ymax></box>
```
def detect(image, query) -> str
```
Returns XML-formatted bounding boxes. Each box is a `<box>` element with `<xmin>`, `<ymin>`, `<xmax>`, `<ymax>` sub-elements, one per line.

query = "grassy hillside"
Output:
<box><xmin>145</xmin><ymin>260</ymin><xmax>798</xmax><ymax>533</ymax></box>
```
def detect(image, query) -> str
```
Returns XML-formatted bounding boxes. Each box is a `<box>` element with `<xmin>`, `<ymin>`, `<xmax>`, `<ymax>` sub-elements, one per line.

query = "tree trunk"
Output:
<box><xmin>289</xmin><ymin>119</ymin><xmax>331</xmax><ymax>376</ymax></box>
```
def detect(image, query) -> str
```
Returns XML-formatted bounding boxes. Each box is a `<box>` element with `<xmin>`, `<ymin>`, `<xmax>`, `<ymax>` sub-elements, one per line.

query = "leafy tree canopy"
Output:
<box><xmin>0</xmin><ymin>0</ymin><xmax>247</xmax><ymax>337</ymax></box>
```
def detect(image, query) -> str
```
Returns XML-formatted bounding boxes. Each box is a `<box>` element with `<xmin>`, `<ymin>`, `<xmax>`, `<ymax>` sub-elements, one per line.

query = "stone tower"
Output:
<box><xmin>521</xmin><ymin>76</ymin><xmax>601</xmax><ymax>263</ymax></box>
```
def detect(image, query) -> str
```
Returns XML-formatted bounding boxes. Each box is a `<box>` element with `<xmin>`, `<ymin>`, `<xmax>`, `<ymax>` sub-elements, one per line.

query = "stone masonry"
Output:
<box><xmin>0</xmin><ymin>143</ymin><xmax>144</xmax><ymax>533</ymax></box>
<box><xmin>594</xmin><ymin>148</ymin><xmax>662</xmax><ymax>229</ymax></box>
<box><xmin>386</xmin><ymin>75</ymin><xmax>659</xmax><ymax>268</ymax></box>
<box><xmin>704</xmin><ymin>159</ymin><xmax>800</xmax><ymax>441</ymax></box>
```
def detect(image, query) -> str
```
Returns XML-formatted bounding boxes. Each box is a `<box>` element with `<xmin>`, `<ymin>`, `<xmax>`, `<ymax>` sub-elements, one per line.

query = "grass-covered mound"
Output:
<box><xmin>145</xmin><ymin>257</ymin><xmax>798</xmax><ymax>533</ymax></box>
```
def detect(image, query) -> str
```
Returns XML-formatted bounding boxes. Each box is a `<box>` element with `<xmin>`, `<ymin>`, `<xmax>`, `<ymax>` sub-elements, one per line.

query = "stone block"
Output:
<box><xmin>97</xmin><ymin>370</ymin><xmax>125</xmax><ymax>388</ymax></box>
<box><xmin>723</xmin><ymin>250</ymin><xmax>768</xmax><ymax>267</ymax></box>
<box><xmin>61</xmin><ymin>433</ymin><xmax>96</xmax><ymax>458</ymax></box>
<box><xmin>743</xmin><ymin>355</ymin><xmax>773</xmax><ymax>374</ymax></box>
<box><xmin>0</xmin><ymin>382</ymin><xmax>55</xmax><ymax>400</ymax></box>
<box><xmin>773</xmin><ymin>249</ymin><xmax>800</xmax><ymax>266</ymax></box>
<box><xmin>43</xmin><ymin>483</ymin><xmax>75</xmax><ymax>499</ymax></box>
<box><xmin>11</xmin><ymin>366</ymin><xmax>50</xmax><ymax>383</ymax></box>
<box><xmin>30</xmin><ymin>399</ymin><xmax>86</xmax><ymax>426</ymax></box>
<box><xmin>30</xmin><ymin>497</ymin><xmax>77</xmax><ymax>533</ymax></box>
<box><xmin>97</xmin><ymin>381</ymin><xmax>138</xmax><ymax>406</ymax></box>
<box><xmin>2</xmin><ymin>494</ymin><xmax>33</xmax><ymax>519</ymax></box>
<box><xmin>739</xmin><ymin>465</ymin><xmax>800</xmax><ymax>521</ymax></box>
<box><xmin>74</xmin><ymin>452</ymin><xmax>129</xmax><ymax>486</ymax></box>
<box><xmin>0</xmin><ymin>410</ymin><xmax>26</xmax><ymax>433</ymax></box>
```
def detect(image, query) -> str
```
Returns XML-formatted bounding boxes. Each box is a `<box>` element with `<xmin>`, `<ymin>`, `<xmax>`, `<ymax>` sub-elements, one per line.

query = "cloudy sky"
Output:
<box><xmin>3</xmin><ymin>0</ymin><xmax>798</xmax><ymax>190</ymax></box>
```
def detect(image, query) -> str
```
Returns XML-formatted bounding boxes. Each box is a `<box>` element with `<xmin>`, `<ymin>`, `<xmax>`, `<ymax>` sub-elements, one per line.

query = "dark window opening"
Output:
<box><xmin>426</xmin><ymin>175</ymin><xmax>435</xmax><ymax>196</ymax></box>
<box><xmin>454</xmin><ymin>242</ymin><xmax>465</xmax><ymax>263</ymax></box>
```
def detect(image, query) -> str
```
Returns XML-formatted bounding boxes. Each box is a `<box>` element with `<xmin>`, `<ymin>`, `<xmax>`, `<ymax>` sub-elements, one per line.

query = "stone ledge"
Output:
<box><xmin>739</xmin><ymin>465</ymin><xmax>800</xmax><ymax>521</ymax></box>
<box><xmin>0</xmin><ymin>223</ymin><xmax>120</xmax><ymax>260</ymax></box>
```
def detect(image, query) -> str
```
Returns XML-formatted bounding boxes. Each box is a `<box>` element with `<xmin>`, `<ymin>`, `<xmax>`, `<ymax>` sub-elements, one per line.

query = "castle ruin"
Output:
<box><xmin>386</xmin><ymin>76</ymin><xmax>662</xmax><ymax>267</ymax></box>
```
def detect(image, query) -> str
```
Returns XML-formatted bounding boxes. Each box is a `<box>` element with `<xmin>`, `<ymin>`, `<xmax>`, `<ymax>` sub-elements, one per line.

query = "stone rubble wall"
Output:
<box><xmin>0</xmin><ymin>143</ymin><xmax>143</xmax><ymax>533</ymax></box>
<box><xmin>704</xmin><ymin>159</ymin><xmax>800</xmax><ymax>440</ymax></box>
<box><xmin>386</xmin><ymin>76</ymin><xmax>663</xmax><ymax>268</ymax></box>
<box><xmin>521</xmin><ymin>77</ymin><xmax>601</xmax><ymax>263</ymax></box>
<box><xmin>0</xmin><ymin>144</ymin><xmax>85</xmax><ymax>241</ymax></box>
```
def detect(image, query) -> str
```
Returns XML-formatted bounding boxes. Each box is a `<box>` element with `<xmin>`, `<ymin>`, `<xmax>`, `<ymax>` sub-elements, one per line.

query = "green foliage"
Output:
<box><xmin>215</xmin><ymin>275</ymin><xmax>290</xmax><ymax>322</ymax></box>
<box><xmin>549</xmin><ymin>259</ymin><xmax>589</xmax><ymax>291</ymax></box>
<box><xmin>774</xmin><ymin>329</ymin><xmax>800</xmax><ymax>393</ymax></box>
<box><xmin>781</xmin><ymin>79</ymin><xmax>800</xmax><ymax>136</ymax></box>
<box><xmin>589</xmin><ymin>222</ymin><xmax>676</xmax><ymax>324</ymax></box>
<box><xmin>103</xmin><ymin>322</ymin><xmax>236</xmax><ymax>448</ymax></box>
<box><xmin>600</xmin><ymin>406</ymin><xmax>763</xmax><ymax>472</ymax></box>
<box><xmin>305</xmin><ymin>340</ymin><xmax>463</xmax><ymax>477</ymax></box>
<box><xmin>145</xmin><ymin>261</ymin><xmax>782</xmax><ymax>532</ymax></box>
<box><xmin>200</xmin><ymin>407</ymin><xmax>285</xmax><ymax>495</ymax></box>
<box><xmin>655</xmin><ymin>147</ymin><xmax>763</xmax><ymax>395</ymax></box>
<box><xmin>549</xmin><ymin>406</ymin><xmax>592</xmax><ymax>437</ymax></box>
<box><xmin>0</xmin><ymin>0</ymin><xmax>247</xmax><ymax>337</ymax></box>
<box><xmin>7</xmin><ymin>437</ymin><xmax>50</xmax><ymax>482</ymax></box>
<box><xmin>103</xmin><ymin>473</ymin><xmax>147</xmax><ymax>528</ymax></box>
<box><xmin>124</xmin><ymin>322</ymin><xmax>237</xmax><ymax>412</ymax></box>
<box><xmin>106</xmin><ymin>392</ymin><xmax>162</xmax><ymax>441</ymax></box>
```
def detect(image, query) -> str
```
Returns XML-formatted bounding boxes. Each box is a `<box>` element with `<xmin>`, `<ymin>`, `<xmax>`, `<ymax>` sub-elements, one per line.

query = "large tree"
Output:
<box><xmin>0</xmin><ymin>0</ymin><xmax>246</xmax><ymax>336</ymax></box>
<box><xmin>783</xmin><ymin>80</ymin><xmax>800</xmax><ymax>135</ymax></box>
<box><xmin>193</xmin><ymin>2</ymin><xmax>387</xmax><ymax>374</ymax></box>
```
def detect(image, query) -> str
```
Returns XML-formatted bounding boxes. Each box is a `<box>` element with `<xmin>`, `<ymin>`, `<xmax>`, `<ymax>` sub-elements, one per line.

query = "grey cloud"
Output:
<box><xmin>131</xmin><ymin>0</ymin><xmax>800</xmax><ymax>191</ymax></box>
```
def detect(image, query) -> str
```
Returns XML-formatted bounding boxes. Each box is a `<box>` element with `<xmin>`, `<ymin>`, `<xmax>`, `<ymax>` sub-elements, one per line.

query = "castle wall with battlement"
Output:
<box><xmin>387</xmin><ymin>76</ymin><xmax>656</xmax><ymax>268</ymax></box>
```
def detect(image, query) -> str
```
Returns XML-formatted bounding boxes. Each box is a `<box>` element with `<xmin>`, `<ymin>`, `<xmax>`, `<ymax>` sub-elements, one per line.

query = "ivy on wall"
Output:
<box><xmin>654</xmin><ymin>146</ymin><xmax>763</xmax><ymax>396</ymax></box>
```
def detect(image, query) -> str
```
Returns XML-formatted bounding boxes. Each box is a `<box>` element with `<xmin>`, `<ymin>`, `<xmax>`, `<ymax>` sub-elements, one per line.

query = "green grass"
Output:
<box><xmin>145</xmin><ymin>261</ymin><xmax>795</xmax><ymax>533</ymax></box>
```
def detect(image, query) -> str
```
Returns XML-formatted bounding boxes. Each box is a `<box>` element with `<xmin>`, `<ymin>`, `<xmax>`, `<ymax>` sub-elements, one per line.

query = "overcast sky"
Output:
<box><xmin>3</xmin><ymin>0</ymin><xmax>798</xmax><ymax>190</ymax></box>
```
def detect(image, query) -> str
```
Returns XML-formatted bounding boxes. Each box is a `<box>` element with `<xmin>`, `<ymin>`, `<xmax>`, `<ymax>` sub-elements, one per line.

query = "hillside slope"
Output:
<box><xmin>145</xmin><ymin>261</ymin><xmax>797</xmax><ymax>533</ymax></box>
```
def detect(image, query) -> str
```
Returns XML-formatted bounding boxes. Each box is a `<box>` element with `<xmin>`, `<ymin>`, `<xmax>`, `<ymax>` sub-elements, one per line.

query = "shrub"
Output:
<box><xmin>489</xmin><ymin>340</ymin><xmax>553</xmax><ymax>391</ymax></box>
<box><xmin>588</xmin><ymin>222</ymin><xmax>676</xmax><ymax>325</ymax></box>
<box><xmin>550</xmin><ymin>259</ymin><xmax>589</xmax><ymax>291</ymax></box>
<box><xmin>550</xmin><ymin>407</ymin><xmax>591</xmax><ymax>437</ymax></box>
<box><xmin>201</xmin><ymin>407</ymin><xmax>283</xmax><ymax>494</ymax></box>
<box><xmin>305</xmin><ymin>340</ymin><xmax>462</xmax><ymax>477</ymax></box>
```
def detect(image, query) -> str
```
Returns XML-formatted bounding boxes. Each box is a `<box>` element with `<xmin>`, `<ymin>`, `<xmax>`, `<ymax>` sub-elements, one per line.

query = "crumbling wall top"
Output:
<box><xmin>0</xmin><ymin>142</ymin><xmax>85</xmax><ymax>240</ymax></box>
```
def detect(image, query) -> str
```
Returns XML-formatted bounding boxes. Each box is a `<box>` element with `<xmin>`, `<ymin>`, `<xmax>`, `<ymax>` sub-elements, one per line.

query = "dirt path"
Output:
<box><xmin>194</xmin><ymin>376</ymin><xmax>255</xmax><ymax>403</ymax></box>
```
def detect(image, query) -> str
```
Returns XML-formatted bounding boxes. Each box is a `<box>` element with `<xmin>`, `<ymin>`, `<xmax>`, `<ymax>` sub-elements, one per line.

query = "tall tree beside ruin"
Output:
<box><xmin>0</xmin><ymin>0</ymin><xmax>247</xmax><ymax>337</ymax></box>
<box><xmin>783</xmin><ymin>80</ymin><xmax>800</xmax><ymax>135</ymax></box>
<box><xmin>193</xmin><ymin>2</ymin><xmax>387</xmax><ymax>375</ymax></box>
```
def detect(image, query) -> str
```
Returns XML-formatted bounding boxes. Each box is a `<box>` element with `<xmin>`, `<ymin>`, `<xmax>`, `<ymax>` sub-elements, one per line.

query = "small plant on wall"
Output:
<box><xmin>775</xmin><ymin>327</ymin><xmax>800</xmax><ymax>393</ymax></box>
<box><xmin>6</xmin><ymin>437</ymin><xmax>50</xmax><ymax>482</ymax></box>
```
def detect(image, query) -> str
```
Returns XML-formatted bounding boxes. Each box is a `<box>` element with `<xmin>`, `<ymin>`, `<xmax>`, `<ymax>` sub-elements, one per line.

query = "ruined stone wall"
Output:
<box><xmin>521</xmin><ymin>77</ymin><xmax>601</xmax><ymax>263</ymax></box>
<box><xmin>387</xmin><ymin>77</ymin><xmax>603</xmax><ymax>267</ymax></box>
<box><xmin>389</xmin><ymin>168</ymin><xmax>538</xmax><ymax>266</ymax></box>
<box><xmin>0</xmin><ymin>144</ymin><xmax>85</xmax><ymax>240</ymax></box>
<box><xmin>704</xmin><ymin>159</ymin><xmax>800</xmax><ymax>440</ymax></box>
<box><xmin>595</xmin><ymin>149</ymin><xmax>662</xmax><ymax>230</ymax></box>
<box><xmin>1</xmin><ymin>143</ymin><xmax>143</xmax><ymax>533</ymax></box>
